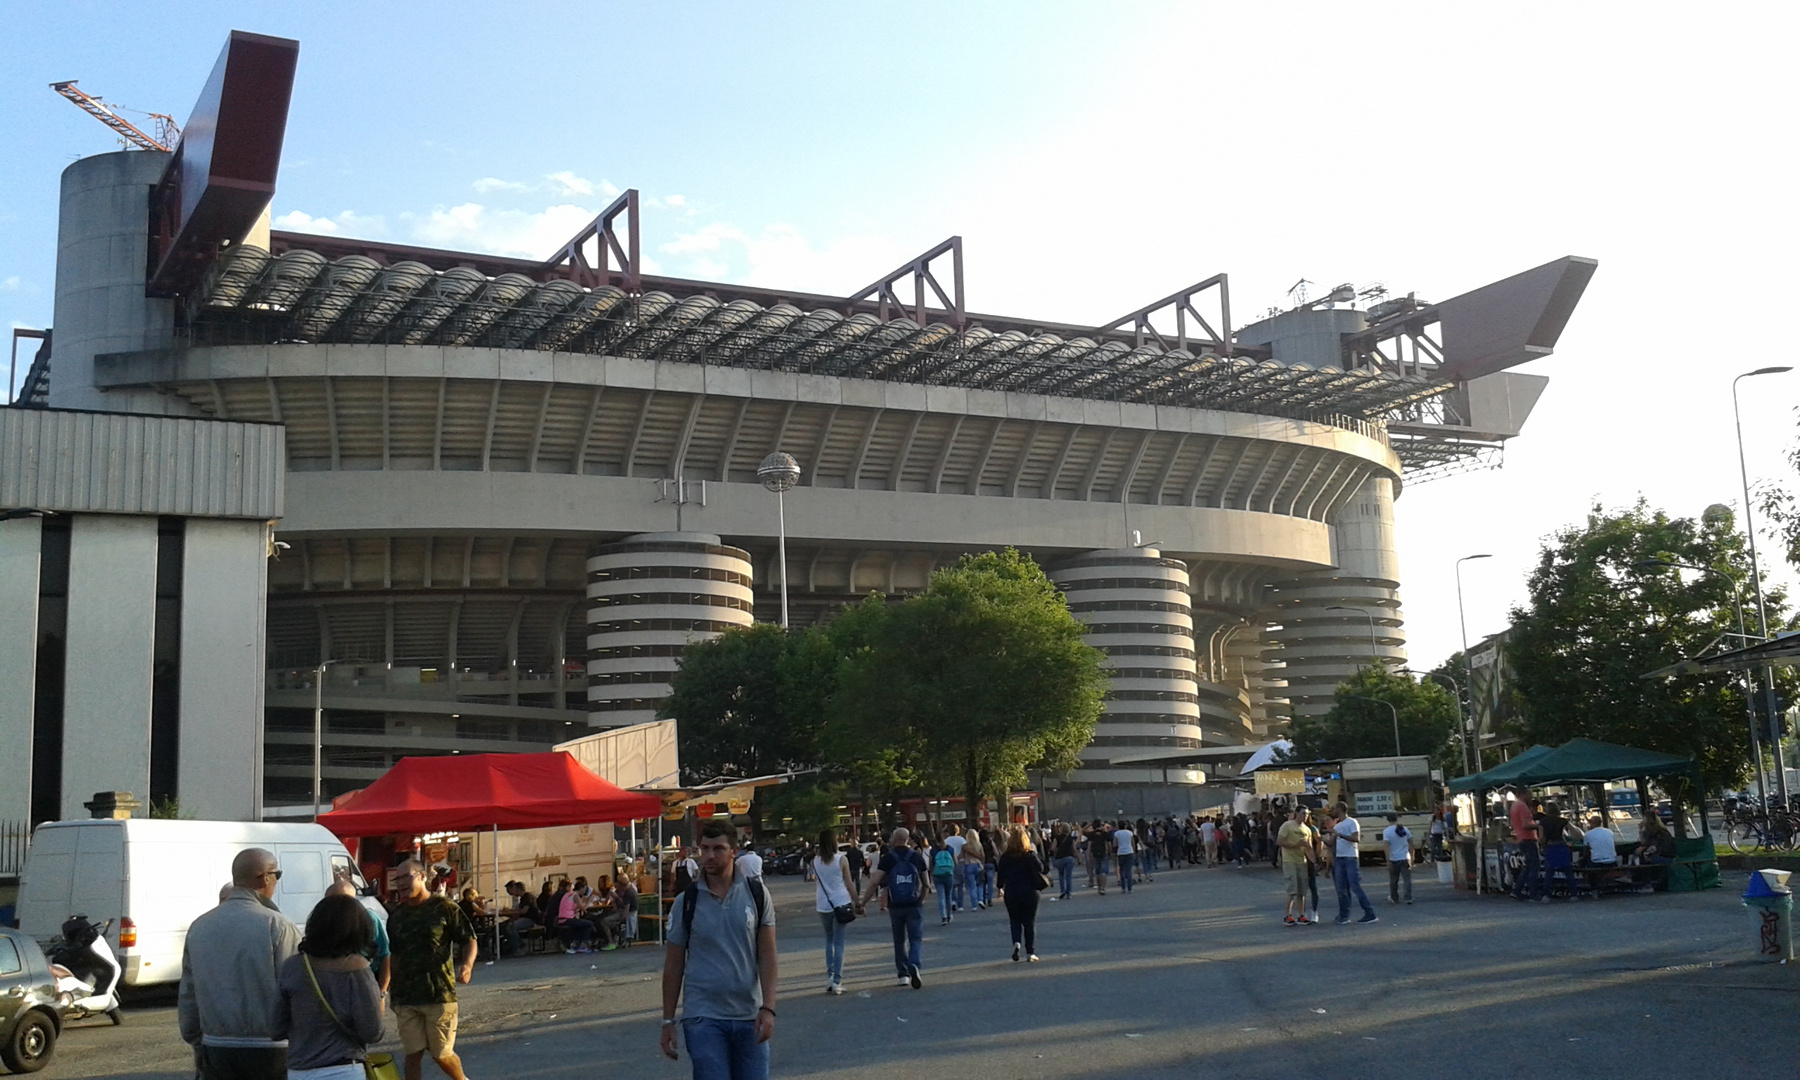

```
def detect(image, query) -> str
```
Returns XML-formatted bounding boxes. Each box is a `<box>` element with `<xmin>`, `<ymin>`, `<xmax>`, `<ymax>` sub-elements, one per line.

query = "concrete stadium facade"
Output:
<box><xmin>6</xmin><ymin>120</ymin><xmax>1590</xmax><ymax>820</ymax></box>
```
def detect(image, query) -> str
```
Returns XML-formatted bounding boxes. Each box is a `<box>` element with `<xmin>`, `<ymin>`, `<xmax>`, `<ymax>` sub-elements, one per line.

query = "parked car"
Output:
<box><xmin>0</xmin><ymin>925</ymin><xmax>61</xmax><ymax>1073</ymax></box>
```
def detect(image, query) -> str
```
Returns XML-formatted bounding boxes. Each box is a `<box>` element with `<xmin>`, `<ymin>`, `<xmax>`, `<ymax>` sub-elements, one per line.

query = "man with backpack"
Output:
<box><xmin>861</xmin><ymin>827</ymin><xmax>931</xmax><ymax>989</ymax></box>
<box><xmin>661</xmin><ymin>818</ymin><xmax>778</xmax><ymax>1080</ymax></box>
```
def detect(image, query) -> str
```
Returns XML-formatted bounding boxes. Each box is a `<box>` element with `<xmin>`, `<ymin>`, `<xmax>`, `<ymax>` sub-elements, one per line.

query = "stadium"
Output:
<box><xmin>1</xmin><ymin>32</ymin><xmax>1595</xmax><ymax>824</ymax></box>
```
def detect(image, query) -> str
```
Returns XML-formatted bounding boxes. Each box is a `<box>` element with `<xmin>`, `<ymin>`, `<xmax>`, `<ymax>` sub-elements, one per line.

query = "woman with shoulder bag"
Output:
<box><xmin>995</xmin><ymin>826</ymin><xmax>1048</xmax><ymax>963</ymax></box>
<box><xmin>271</xmin><ymin>892</ymin><xmax>389</xmax><ymax>1080</ymax></box>
<box><xmin>813</xmin><ymin>828</ymin><xmax>857</xmax><ymax>996</ymax></box>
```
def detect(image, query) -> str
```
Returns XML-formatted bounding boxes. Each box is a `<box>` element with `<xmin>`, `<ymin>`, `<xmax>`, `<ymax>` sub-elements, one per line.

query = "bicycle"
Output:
<box><xmin>1724</xmin><ymin>805</ymin><xmax>1797</xmax><ymax>854</ymax></box>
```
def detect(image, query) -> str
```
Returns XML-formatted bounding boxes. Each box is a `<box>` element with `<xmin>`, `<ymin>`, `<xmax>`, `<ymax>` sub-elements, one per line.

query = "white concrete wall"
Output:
<box><xmin>177</xmin><ymin>518</ymin><xmax>269</xmax><ymax>820</ymax></box>
<box><xmin>0</xmin><ymin>517</ymin><xmax>42</xmax><ymax>824</ymax></box>
<box><xmin>61</xmin><ymin>514</ymin><xmax>158</xmax><ymax>817</ymax></box>
<box><xmin>50</xmin><ymin>151</ymin><xmax>188</xmax><ymax>414</ymax></box>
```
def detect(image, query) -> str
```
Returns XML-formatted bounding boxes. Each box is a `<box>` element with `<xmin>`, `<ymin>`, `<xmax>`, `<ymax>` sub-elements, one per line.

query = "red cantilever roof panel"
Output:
<box><xmin>316</xmin><ymin>751</ymin><xmax>663</xmax><ymax>837</ymax></box>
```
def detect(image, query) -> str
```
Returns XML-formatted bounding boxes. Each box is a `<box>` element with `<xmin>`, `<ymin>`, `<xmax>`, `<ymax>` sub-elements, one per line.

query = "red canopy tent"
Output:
<box><xmin>318</xmin><ymin>752</ymin><xmax>666</xmax><ymax>950</ymax></box>
<box><xmin>317</xmin><ymin>751</ymin><xmax>663</xmax><ymax>836</ymax></box>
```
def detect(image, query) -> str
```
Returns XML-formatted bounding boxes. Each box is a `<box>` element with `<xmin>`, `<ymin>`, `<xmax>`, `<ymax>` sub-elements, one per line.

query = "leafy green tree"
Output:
<box><xmin>1505</xmin><ymin>500</ymin><xmax>1788</xmax><ymax>812</ymax></box>
<box><xmin>658</xmin><ymin>622</ymin><xmax>817</xmax><ymax>837</ymax></box>
<box><xmin>827</xmin><ymin>549</ymin><xmax>1107</xmax><ymax>812</ymax></box>
<box><xmin>1289</xmin><ymin>665</ymin><xmax>1458</xmax><ymax>763</ymax></box>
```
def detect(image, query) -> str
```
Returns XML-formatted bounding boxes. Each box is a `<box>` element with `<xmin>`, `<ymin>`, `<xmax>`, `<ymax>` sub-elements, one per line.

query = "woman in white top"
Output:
<box><xmin>813</xmin><ymin>828</ymin><xmax>857</xmax><ymax>994</ymax></box>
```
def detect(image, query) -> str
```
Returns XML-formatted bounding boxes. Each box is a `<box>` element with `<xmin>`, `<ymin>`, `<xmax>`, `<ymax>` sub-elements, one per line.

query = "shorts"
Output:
<box><xmin>1282</xmin><ymin>858</ymin><xmax>1307</xmax><ymax>897</ymax></box>
<box><xmin>395</xmin><ymin>1002</ymin><xmax>458</xmax><ymax>1058</ymax></box>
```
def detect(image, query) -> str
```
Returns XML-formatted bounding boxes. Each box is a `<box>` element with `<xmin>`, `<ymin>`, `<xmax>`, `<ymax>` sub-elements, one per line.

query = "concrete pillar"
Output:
<box><xmin>586</xmin><ymin>533</ymin><xmax>754</xmax><ymax>727</ymax></box>
<box><xmin>0</xmin><ymin>517</ymin><xmax>43</xmax><ymax>824</ymax></box>
<box><xmin>50</xmin><ymin>151</ymin><xmax>189</xmax><ymax>414</ymax></box>
<box><xmin>177</xmin><ymin>519</ymin><xmax>269</xmax><ymax>821</ymax></box>
<box><xmin>61</xmin><ymin>514</ymin><xmax>158</xmax><ymax>818</ymax></box>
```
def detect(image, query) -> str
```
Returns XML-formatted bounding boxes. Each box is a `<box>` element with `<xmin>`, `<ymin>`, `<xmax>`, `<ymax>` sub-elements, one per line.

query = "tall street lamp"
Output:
<box><xmin>1636</xmin><ymin>557</ymin><xmax>1770</xmax><ymax>810</ymax></box>
<box><xmin>757</xmin><ymin>452</ymin><xmax>802</xmax><ymax>628</ymax></box>
<box><xmin>1345</xmin><ymin>694</ymin><xmax>1403</xmax><ymax>758</ymax></box>
<box><xmin>1455</xmin><ymin>553</ymin><xmax>1493</xmax><ymax>775</ymax></box>
<box><xmin>1733</xmin><ymin>366</ymin><xmax>1793</xmax><ymax>805</ymax></box>
<box><xmin>1326</xmin><ymin>605</ymin><xmax>1381</xmax><ymax>666</ymax></box>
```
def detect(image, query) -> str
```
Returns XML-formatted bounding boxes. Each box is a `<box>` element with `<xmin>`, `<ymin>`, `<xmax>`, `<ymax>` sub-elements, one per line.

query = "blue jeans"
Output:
<box><xmin>682</xmin><ymin>1016</ymin><xmax>768</xmax><ymax>1080</ymax></box>
<box><xmin>935</xmin><ymin>876</ymin><xmax>955</xmax><ymax>920</ymax></box>
<box><xmin>1512</xmin><ymin>840</ymin><xmax>1542</xmax><ymax>899</ymax></box>
<box><xmin>888</xmin><ymin>904</ymin><xmax>923</xmax><ymax>976</ymax></box>
<box><xmin>1117</xmin><ymin>853</ymin><xmax>1136</xmax><ymax>892</ymax></box>
<box><xmin>1144</xmin><ymin>846</ymin><xmax>1159</xmax><ymax>873</ymax></box>
<box><xmin>1054</xmin><ymin>856</ymin><xmax>1076</xmax><ymax>899</ymax></box>
<box><xmin>1333</xmin><ymin>856</ymin><xmax>1375</xmax><ymax>920</ymax></box>
<box><xmin>962</xmin><ymin>863</ymin><xmax>984</xmax><ymax>907</ymax></box>
<box><xmin>818</xmin><ymin>911</ymin><xmax>845</xmax><ymax>983</ymax></box>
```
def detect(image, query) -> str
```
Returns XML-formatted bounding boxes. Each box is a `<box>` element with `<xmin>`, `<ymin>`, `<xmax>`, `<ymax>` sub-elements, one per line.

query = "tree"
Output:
<box><xmin>1505</xmin><ymin>500</ymin><xmax>1789</xmax><ymax>813</ymax></box>
<box><xmin>1288</xmin><ymin>665</ymin><xmax>1458</xmax><ymax>764</ymax></box>
<box><xmin>826</xmin><ymin>549</ymin><xmax>1108</xmax><ymax>813</ymax></box>
<box><xmin>659</xmin><ymin>622</ymin><xmax>815</xmax><ymax>787</ymax></box>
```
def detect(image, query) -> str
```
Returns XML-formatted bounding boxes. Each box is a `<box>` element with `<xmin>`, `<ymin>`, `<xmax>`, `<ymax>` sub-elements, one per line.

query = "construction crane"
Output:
<box><xmin>51</xmin><ymin>80</ymin><xmax>178</xmax><ymax>152</ymax></box>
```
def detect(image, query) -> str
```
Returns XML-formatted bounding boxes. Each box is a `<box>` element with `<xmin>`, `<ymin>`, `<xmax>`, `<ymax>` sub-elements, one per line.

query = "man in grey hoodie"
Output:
<box><xmin>179</xmin><ymin>848</ymin><xmax>302</xmax><ymax>1080</ymax></box>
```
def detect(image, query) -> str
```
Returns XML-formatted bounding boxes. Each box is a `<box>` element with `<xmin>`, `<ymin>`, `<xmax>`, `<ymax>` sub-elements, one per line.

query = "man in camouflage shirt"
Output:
<box><xmin>388</xmin><ymin>859</ymin><xmax>478</xmax><ymax>1080</ymax></box>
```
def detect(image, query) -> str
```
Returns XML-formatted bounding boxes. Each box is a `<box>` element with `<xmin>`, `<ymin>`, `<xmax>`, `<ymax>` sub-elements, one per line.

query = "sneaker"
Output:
<box><xmin>1405</xmin><ymin>900</ymin><xmax>1413</xmax><ymax>905</ymax></box>
<box><xmin>1027</xmin><ymin>954</ymin><xmax>1040</xmax><ymax>962</ymax></box>
<box><xmin>896</xmin><ymin>975</ymin><xmax>913</xmax><ymax>987</ymax></box>
<box><xmin>1283</xmin><ymin>916</ymin><xmax>1296</xmax><ymax>926</ymax></box>
<box><xmin>600</xmin><ymin>944</ymin><xmax>618</xmax><ymax>952</ymax></box>
<box><xmin>909</xmin><ymin>965</ymin><xmax>923</xmax><ymax>989</ymax></box>
<box><xmin>826</xmin><ymin>981</ymin><xmax>844</xmax><ymax>995</ymax></box>
<box><xmin>1012</xmin><ymin>943</ymin><xmax>1021</xmax><ymax>962</ymax></box>
<box><xmin>565</xmin><ymin>947</ymin><xmax>579</xmax><ymax>954</ymax></box>
<box><xmin>1335</xmin><ymin>917</ymin><xmax>1350</xmax><ymax>925</ymax></box>
<box><xmin>1296</xmin><ymin>915</ymin><xmax>1311</xmax><ymax>925</ymax></box>
<box><xmin>1357</xmin><ymin>913</ymin><xmax>1379</xmax><ymax>924</ymax></box>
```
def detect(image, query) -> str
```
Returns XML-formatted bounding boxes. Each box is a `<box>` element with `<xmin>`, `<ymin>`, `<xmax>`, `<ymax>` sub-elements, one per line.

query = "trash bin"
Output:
<box><xmin>1436</xmin><ymin>857</ymin><xmax>1454</xmax><ymax>885</ymax></box>
<box><xmin>1742</xmin><ymin>869</ymin><xmax>1794</xmax><ymax>962</ymax></box>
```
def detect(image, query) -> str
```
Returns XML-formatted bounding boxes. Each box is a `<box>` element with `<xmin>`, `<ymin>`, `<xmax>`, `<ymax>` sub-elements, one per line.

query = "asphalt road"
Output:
<box><xmin>42</xmin><ymin>859</ymin><xmax>1800</xmax><ymax>1079</ymax></box>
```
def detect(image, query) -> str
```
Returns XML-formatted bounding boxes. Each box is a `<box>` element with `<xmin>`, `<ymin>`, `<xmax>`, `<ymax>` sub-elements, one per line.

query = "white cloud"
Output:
<box><xmin>273</xmin><ymin>209</ymin><xmax>387</xmax><ymax>238</ymax></box>
<box><xmin>473</xmin><ymin>177</ymin><xmax>532</xmax><ymax>194</ymax></box>
<box><xmin>545</xmin><ymin>171</ymin><xmax>619</xmax><ymax>200</ymax></box>
<box><xmin>0</xmin><ymin>276</ymin><xmax>19</xmax><ymax>292</ymax></box>
<box><xmin>658</xmin><ymin>221</ymin><xmax>905</xmax><ymax>296</ymax></box>
<box><xmin>407</xmin><ymin>202</ymin><xmax>600</xmax><ymax>259</ymax></box>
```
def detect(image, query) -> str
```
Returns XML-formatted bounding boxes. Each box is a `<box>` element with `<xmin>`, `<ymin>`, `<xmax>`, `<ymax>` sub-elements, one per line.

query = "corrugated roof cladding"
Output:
<box><xmin>0</xmin><ymin>408</ymin><xmax>284</xmax><ymax>519</ymax></box>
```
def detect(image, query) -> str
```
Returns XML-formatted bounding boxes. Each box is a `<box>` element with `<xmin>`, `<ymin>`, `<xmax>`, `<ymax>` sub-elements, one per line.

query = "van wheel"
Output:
<box><xmin>108</xmin><ymin>1007</ymin><xmax>124</xmax><ymax>1026</ymax></box>
<box><xmin>1</xmin><ymin>1009</ymin><xmax>57</xmax><ymax>1073</ymax></box>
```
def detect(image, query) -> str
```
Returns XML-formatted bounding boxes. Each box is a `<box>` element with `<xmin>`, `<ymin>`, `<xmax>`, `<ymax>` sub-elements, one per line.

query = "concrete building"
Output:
<box><xmin>3</xmin><ymin>33</ymin><xmax>1595</xmax><ymax>822</ymax></box>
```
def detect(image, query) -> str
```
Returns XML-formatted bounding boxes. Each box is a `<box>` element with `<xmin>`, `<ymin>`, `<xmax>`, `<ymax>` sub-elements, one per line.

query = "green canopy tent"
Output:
<box><xmin>1448</xmin><ymin>744</ymin><xmax>1555</xmax><ymax>795</ymax></box>
<box><xmin>1449</xmin><ymin>738</ymin><xmax>1714</xmax><ymax>893</ymax></box>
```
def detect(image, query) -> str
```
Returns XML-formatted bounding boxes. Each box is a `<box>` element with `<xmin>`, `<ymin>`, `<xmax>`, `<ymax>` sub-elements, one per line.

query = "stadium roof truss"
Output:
<box><xmin>161</xmin><ymin>186</ymin><xmax>1591</xmax><ymax>474</ymax></box>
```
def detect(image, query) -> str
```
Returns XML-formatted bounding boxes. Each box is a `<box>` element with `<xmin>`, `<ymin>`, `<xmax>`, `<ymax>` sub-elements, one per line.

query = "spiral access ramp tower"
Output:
<box><xmin>586</xmin><ymin>532</ymin><xmax>755</xmax><ymax>727</ymax></box>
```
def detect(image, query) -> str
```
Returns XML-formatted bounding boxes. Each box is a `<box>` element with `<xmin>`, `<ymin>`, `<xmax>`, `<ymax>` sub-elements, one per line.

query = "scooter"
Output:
<box><xmin>47</xmin><ymin>915</ymin><xmax>124</xmax><ymax>1026</ymax></box>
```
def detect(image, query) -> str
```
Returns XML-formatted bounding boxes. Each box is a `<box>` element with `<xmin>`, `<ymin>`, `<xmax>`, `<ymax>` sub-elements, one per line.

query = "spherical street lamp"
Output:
<box><xmin>758</xmin><ymin>453</ymin><xmax>801</xmax><ymax>627</ymax></box>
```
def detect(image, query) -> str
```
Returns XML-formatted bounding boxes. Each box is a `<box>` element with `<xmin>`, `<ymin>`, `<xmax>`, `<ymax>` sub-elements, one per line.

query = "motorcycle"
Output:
<box><xmin>46</xmin><ymin>915</ymin><xmax>123</xmax><ymax>1026</ymax></box>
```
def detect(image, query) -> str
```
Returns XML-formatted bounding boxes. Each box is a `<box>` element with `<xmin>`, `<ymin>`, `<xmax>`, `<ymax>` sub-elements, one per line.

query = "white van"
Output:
<box><xmin>17</xmin><ymin>819</ymin><xmax>383</xmax><ymax>987</ymax></box>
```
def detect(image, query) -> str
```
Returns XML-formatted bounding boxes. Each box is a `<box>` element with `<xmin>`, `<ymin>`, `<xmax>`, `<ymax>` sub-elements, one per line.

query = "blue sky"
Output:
<box><xmin>6</xmin><ymin>1</ymin><xmax>1799</xmax><ymax>668</ymax></box>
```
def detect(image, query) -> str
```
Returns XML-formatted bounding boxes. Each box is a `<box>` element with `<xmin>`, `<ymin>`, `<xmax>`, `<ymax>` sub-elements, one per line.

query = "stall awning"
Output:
<box><xmin>316</xmin><ymin>751</ymin><xmax>663</xmax><ymax>836</ymax></box>
<box><xmin>1448</xmin><ymin>738</ymin><xmax>1693</xmax><ymax>793</ymax></box>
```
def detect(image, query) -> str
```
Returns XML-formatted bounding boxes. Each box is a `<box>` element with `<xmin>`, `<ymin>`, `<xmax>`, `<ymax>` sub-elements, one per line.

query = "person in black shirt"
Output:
<box><xmin>1539</xmin><ymin>803</ymin><xmax>1578</xmax><ymax>898</ymax></box>
<box><xmin>995</xmin><ymin>826</ymin><xmax>1047</xmax><ymax>961</ymax></box>
<box><xmin>497</xmin><ymin>881</ymin><xmax>539</xmax><ymax>956</ymax></box>
<box><xmin>1049</xmin><ymin>824</ymin><xmax>1078</xmax><ymax>900</ymax></box>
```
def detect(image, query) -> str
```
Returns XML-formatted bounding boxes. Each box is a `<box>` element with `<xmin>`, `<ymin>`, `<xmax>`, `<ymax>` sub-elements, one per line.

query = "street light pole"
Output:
<box><xmin>1455</xmin><ymin>554</ymin><xmax>1493</xmax><ymax>776</ymax></box>
<box><xmin>1734</xmin><ymin>366</ymin><xmax>1793</xmax><ymax>806</ymax></box>
<box><xmin>1326</xmin><ymin>605</ymin><xmax>1382</xmax><ymax>668</ymax></box>
<box><xmin>757</xmin><ymin>452</ymin><xmax>802</xmax><ymax>629</ymax></box>
<box><xmin>1345</xmin><ymin>694</ymin><xmax>1402</xmax><ymax>758</ymax></box>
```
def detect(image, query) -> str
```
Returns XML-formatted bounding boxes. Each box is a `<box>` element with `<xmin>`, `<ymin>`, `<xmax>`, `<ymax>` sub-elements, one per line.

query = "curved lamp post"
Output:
<box><xmin>1345</xmin><ymin>693</ymin><xmax>1402</xmax><ymax>758</ymax></box>
<box><xmin>757</xmin><ymin>452</ymin><xmax>802</xmax><ymax>628</ymax></box>
<box><xmin>1733</xmin><ymin>366</ymin><xmax>1793</xmax><ymax>806</ymax></box>
<box><xmin>1326</xmin><ymin>604</ymin><xmax>1381</xmax><ymax>666</ymax></box>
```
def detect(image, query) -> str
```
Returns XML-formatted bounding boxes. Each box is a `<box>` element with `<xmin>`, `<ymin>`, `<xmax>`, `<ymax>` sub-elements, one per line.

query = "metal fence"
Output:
<box><xmin>0</xmin><ymin>820</ymin><xmax>29</xmax><ymax>878</ymax></box>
